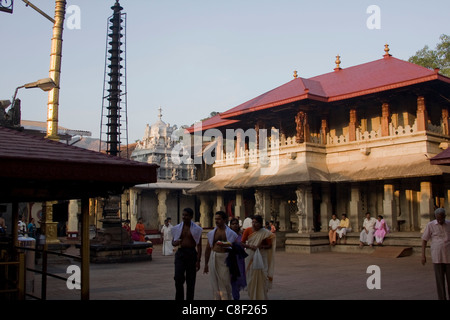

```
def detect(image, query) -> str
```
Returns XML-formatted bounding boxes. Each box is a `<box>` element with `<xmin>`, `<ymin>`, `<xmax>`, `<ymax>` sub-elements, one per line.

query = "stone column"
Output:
<box><xmin>349</xmin><ymin>109</ymin><xmax>357</xmax><ymax>142</ymax></box>
<box><xmin>67</xmin><ymin>200</ymin><xmax>79</xmax><ymax>234</ymax></box>
<box><xmin>381</xmin><ymin>103</ymin><xmax>390</xmax><ymax>137</ymax></box>
<box><xmin>383</xmin><ymin>184</ymin><xmax>397</xmax><ymax>231</ymax></box>
<box><xmin>129</xmin><ymin>189</ymin><xmax>141</xmax><ymax>229</ymax></box>
<box><xmin>199</xmin><ymin>195</ymin><xmax>211</xmax><ymax>228</ymax></box>
<box><xmin>320</xmin><ymin>184</ymin><xmax>332</xmax><ymax>232</ymax></box>
<box><xmin>254</xmin><ymin>190</ymin><xmax>263</xmax><ymax>216</ymax></box>
<box><xmin>216</xmin><ymin>193</ymin><xmax>225</xmax><ymax>212</ymax></box>
<box><xmin>262</xmin><ymin>190</ymin><xmax>271</xmax><ymax>223</ymax></box>
<box><xmin>235</xmin><ymin>191</ymin><xmax>244</xmax><ymax>220</ymax></box>
<box><xmin>349</xmin><ymin>184</ymin><xmax>362</xmax><ymax>231</ymax></box>
<box><xmin>420</xmin><ymin>181</ymin><xmax>434</xmax><ymax>232</ymax></box>
<box><xmin>278</xmin><ymin>201</ymin><xmax>289</xmax><ymax>231</ymax></box>
<box><xmin>296</xmin><ymin>186</ymin><xmax>314</xmax><ymax>233</ymax></box>
<box><xmin>41</xmin><ymin>201</ymin><xmax>60</xmax><ymax>245</ymax></box>
<box><xmin>416</xmin><ymin>96</ymin><xmax>428</xmax><ymax>132</ymax></box>
<box><xmin>156</xmin><ymin>189</ymin><xmax>168</xmax><ymax>228</ymax></box>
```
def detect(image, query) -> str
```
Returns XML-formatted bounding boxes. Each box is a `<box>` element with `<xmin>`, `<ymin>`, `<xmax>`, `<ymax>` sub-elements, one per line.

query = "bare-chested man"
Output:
<box><xmin>204</xmin><ymin>211</ymin><xmax>237</xmax><ymax>300</ymax></box>
<box><xmin>171</xmin><ymin>208</ymin><xmax>202</xmax><ymax>300</ymax></box>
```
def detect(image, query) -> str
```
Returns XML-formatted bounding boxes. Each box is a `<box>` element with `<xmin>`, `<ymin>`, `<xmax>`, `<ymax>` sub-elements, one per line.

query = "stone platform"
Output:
<box><xmin>285</xmin><ymin>231</ymin><xmax>427</xmax><ymax>256</ymax></box>
<box><xmin>76</xmin><ymin>242</ymin><xmax>153</xmax><ymax>263</ymax></box>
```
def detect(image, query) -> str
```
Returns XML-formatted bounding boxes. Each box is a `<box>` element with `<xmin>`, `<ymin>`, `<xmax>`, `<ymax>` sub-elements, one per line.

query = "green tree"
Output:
<box><xmin>408</xmin><ymin>34</ymin><xmax>450</xmax><ymax>77</ymax></box>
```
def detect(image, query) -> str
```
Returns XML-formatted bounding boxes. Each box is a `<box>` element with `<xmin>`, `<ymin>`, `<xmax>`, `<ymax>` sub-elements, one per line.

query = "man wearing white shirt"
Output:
<box><xmin>328</xmin><ymin>214</ymin><xmax>340</xmax><ymax>246</ymax></box>
<box><xmin>161</xmin><ymin>219</ymin><xmax>174</xmax><ymax>256</ymax></box>
<box><xmin>421</xmin><ymin>208</ymin><xmax>450</xmax><ymax>300</ymax></box>
<box><xmin>359</xmin><ymin>212</ymin><xmax>377</xmax><ymax>247</ymax></box>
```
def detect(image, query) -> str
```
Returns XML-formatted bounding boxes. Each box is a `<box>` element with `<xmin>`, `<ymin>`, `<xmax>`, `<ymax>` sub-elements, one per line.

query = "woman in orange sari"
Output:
<box><xmin>241</xmin><ymin>215</ymin><xmax>275</xmax><ymax>300</ymax></box>
<box><xmin>135</xmin><ymin>217</ymin><xmax>146</xmax><ymax>242</ymax></box>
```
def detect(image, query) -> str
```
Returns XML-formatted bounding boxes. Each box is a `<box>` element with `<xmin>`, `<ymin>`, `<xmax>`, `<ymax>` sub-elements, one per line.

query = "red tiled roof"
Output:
<box><xmin>430</xmin><ymin>147</ymin><xmax>450</xmax><ymax>166</ymax></box>
<box><xmin>220</xmin><ymin>56</ymin><xmax>447</xmax><ymax>119</ymax></box>
<box><xmin>185</xmin><ymin>114</ymin><xmax>239</xmax><ymax>133</ymax></box>
<box><xmin>187</xmin><ymin>55</ymin><xmax>450</xmax><ymax>132</ymax></box>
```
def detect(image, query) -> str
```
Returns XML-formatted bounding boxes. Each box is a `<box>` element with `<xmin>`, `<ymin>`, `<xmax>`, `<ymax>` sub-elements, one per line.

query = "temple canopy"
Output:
<box><xmin>0</xmin><ymin>126</ymin><xmax>158</xmax><ymax>202</ymax></box>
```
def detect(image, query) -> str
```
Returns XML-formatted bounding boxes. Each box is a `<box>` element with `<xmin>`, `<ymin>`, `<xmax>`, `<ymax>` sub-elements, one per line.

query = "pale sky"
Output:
<box><xmin>1</xmin><ymin>0</ymin><xmax>449</xmax><ymax>143</ymax></box>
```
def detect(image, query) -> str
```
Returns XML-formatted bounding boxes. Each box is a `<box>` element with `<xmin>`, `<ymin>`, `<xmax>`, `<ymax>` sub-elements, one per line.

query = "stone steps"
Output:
<box><xmin>285</xmin><ymin>231</ymin><xmax>429</xmax><ymax>256</ymax></box>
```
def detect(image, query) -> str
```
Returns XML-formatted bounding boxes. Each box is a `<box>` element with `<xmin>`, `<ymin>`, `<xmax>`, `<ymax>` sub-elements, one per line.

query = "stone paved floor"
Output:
<box><xmin>30</xmin><ymin>243</ymin><xmax>440</xmax><ymax>301</ymax></box>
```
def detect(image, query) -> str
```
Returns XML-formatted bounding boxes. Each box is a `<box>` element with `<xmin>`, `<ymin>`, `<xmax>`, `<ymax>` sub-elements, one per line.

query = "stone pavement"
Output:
<box><xmin>33</xmin><ymin>243</ymin><xmax>440</xmax><ymax>301</ymax></box>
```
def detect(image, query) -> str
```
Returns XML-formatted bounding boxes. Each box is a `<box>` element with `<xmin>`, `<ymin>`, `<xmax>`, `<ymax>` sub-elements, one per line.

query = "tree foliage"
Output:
<box><xmin>408</xmin><ymin>34</ymin><xmax>450</xmax><ymax>77</ymax></box>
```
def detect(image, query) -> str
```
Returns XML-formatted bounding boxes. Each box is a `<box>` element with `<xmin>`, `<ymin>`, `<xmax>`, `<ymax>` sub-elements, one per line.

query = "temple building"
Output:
<box><xmin>187</xmin><ymin>45</ymin><xmax>450</xmax><ymax>252</ymax></box>
<box><xmin>126</xmin><ymin>108</ymin><xmax>199</xmax><ymax>232</ymax></box>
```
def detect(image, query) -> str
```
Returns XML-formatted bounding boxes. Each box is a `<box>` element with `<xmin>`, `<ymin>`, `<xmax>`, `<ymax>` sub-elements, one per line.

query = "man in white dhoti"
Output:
<box><xmin>161</xmin><ymin>219</ymin><xmax>174</xmax><ymax>256</ymax></box>
<box><xmin>204</xmin><ymin>211</ymin><xmax>238</xmax><ymax>300</ymax></box>
<box><xmin>359</xmin><ymin>212</ymin><xmax>377</xmax><ymax>247</ymax></box>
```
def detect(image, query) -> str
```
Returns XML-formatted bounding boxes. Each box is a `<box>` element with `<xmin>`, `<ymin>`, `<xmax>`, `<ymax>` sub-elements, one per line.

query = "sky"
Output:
<box><xmin>1</xmin><ymin>0</ymin><xmax>449</xmax><ymax>143</ymax></box>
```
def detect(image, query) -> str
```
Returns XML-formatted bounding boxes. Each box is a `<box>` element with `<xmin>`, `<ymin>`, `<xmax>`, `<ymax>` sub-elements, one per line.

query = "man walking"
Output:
<box><xmin>422</xmin><ymin>208</ymin><xmax>450</xmax><ymax>300</ymax></box>
<box><xmin>161</xmin><ymin>218</ymin><xmax>174</xmax><ymax>256</ymax></box>
<box><xmin>171</xmin><ymin>208</ymin><xmax>203</xmax><ymax>300</ymax></box>
<box><xmin>204</xmin><ymin>211</ymin><xmax>238</xmax><ymax>300</ymax></box>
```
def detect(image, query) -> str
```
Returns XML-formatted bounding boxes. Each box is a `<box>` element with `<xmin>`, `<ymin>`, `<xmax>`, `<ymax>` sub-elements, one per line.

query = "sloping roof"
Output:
<box><xmin>224</xmin><ymin>161</ymin><xmax>330</xmax><ymax>188</ymax></box>
<box><xmin>187</xmin><ymin>55</ymin><xmax>450</xmax><ymax>132</ymax></box>
<box><xmin>430</xmin><ymin>147</ymin><xmax>450</xmax><ymax>166</ymax></box>
<box><xmin>328</xmin><ymin>154</ymin><xmax>450</xmax><ymax>182</ymax></box>
<box><xmin>185</xmin><ymin>114</ymin><xmax>239</xmax><ymax>133</ymax></box>
<box><xmin>0</xmin><ymin>126</ymin><xmax>158</xmax><ymax>202</ymax></box>
<box><xmin>220</xmin><ymin>56</ymin><xmax>447</xmax><ymax>119</ymax></box>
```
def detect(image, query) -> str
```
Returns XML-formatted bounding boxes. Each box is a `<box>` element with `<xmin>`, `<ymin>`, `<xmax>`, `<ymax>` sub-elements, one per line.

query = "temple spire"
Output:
<box><xmin>384</xmin><ymin>43</ymin><xmax>392</xmax><ymax>57</ymax></box>
<box><xmin>293</xmin><ymin>70</ymin><xmax>298</xmax><ymax>79</ymax></box>
<box><xmin>158</xmin><ymin>107</ymin><xmax>163</xmax><ymax>121</ymax></box>
<box><xmin>334</xmin><ymin>55</ymin><xmax>342</xmax><ymax>71</ymax></box>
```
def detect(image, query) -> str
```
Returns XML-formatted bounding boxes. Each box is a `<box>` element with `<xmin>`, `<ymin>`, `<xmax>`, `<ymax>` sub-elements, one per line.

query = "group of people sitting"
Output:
<box><xmin>328</xmin><ymin>212</ymin><xmax>389</xmax><ymax>247</ymax></box>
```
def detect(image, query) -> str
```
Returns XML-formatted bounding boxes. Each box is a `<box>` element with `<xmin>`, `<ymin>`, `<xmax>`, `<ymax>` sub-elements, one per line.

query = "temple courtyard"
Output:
<box><xmin>34</xmin><ymin>242</ymin><xmax>437</xmax><ymax>300</ymax></box>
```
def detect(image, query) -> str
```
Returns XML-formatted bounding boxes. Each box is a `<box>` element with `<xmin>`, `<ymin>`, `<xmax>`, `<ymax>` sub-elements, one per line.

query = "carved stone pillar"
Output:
<box><xmin>420</xmin><ymin>181</ymin><xmax>434</xmax><ymax>232</ymax></box>
<box><xmin>200</xmin><ymin>195</ymin><xmax>211</xmax><ymax>228</ymax></box>
<box><xmin>442</xmin><ymin>108</ymin><xmax>449</xmax><ymax>136</ymax></box>
<box><xmin>296</xmin><ymin>186</ymin><xmax>314</xmax><ymax>233</ymax></box>
<box><xmin>41</xmin><ymin>201</ymin><xmax>60</xmax><ymax>245</ymax></box>
<box><xmin>67</xmin><ymin>200</ymin><xmax>79</xmax><ymax>234</ymax></box>
<box><xmin>320</xmin><ymin>116</ymin><xmax>328</xmax><ymax>145</ymax></box>
<box><xmin>216</xmin><ymin>193</ymin><xmax>225</xmax><ymax>213</ymax></box>
<box><xmin>416</xmin><ymin>96</ymin><xmax>428</xmax><ymax>132</ymax></box>
<box><xmin>235</xmin><ymin>191</ymin><xmax>244</xmax><ymax>220</ymax></box>
<box><xmin>383</xmin><ymin>184</ymin><xmax>396</xmax><ymax>231</ymax></box>
<box><xmin>156</xmin><ymin>189</ymin><xmax>168</xmax><ymax>227</ymax></box>
<box><xmin>349</xmin><ymin>108</ymin><xmax>357</xmax><ymax>142</ymax></box>
<box><xmin>349</xmin><ymin>184</ymin><xmax>362</xmax><ymax>231</ymax></box>
<box><xmin>381</xmin><ymin>102</ymin><xmax>390</xmax><ymax>136</ymax></box>
<box><xmin>295</xmin><ymin>111</ymin><xmax>309</xmax><ymax>143</ymax></box>
<box><xmin>254</xmin><ymin>190</ymin><xmax>263</xmax><ymax>216</ymax></box>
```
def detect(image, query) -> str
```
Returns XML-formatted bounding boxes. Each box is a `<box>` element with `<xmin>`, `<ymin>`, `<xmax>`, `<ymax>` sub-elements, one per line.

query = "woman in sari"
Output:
<box><xmin>241</xmin><ymin>215</ymin><xmax>275</xmax><ymax>300</ymax></box>
<box><xmin>135</xmin><ymin>217</ymin><xmax>146</xmax><ymax>242</ymax></box>
<box><xmin>374</xmin><ymin>215</ymin><xmax>388</xmax><ymax>245</ymax></box>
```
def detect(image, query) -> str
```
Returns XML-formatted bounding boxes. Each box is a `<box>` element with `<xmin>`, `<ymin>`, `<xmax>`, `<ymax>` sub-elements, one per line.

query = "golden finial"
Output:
<box><xmin>293</xmin><ymin>70</ymin><xmax>298</xmax><ymax>79</ymax></box>
<box><xmin>384</xmin><ymin>44</ymin><xmax>391</xmax><ymax>57</ymax></box>
<box><xmin>334</xmin><ymin>55</ymin><xmax>341</xmax><ymax>71</ymax></box>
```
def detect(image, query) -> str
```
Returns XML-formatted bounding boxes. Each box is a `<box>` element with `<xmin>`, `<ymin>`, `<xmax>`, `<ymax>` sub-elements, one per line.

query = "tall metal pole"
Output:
<box><xmin>46</xmin><ymin>0</ymin><xmax>66</xmax><ymax>141</ymax></box>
